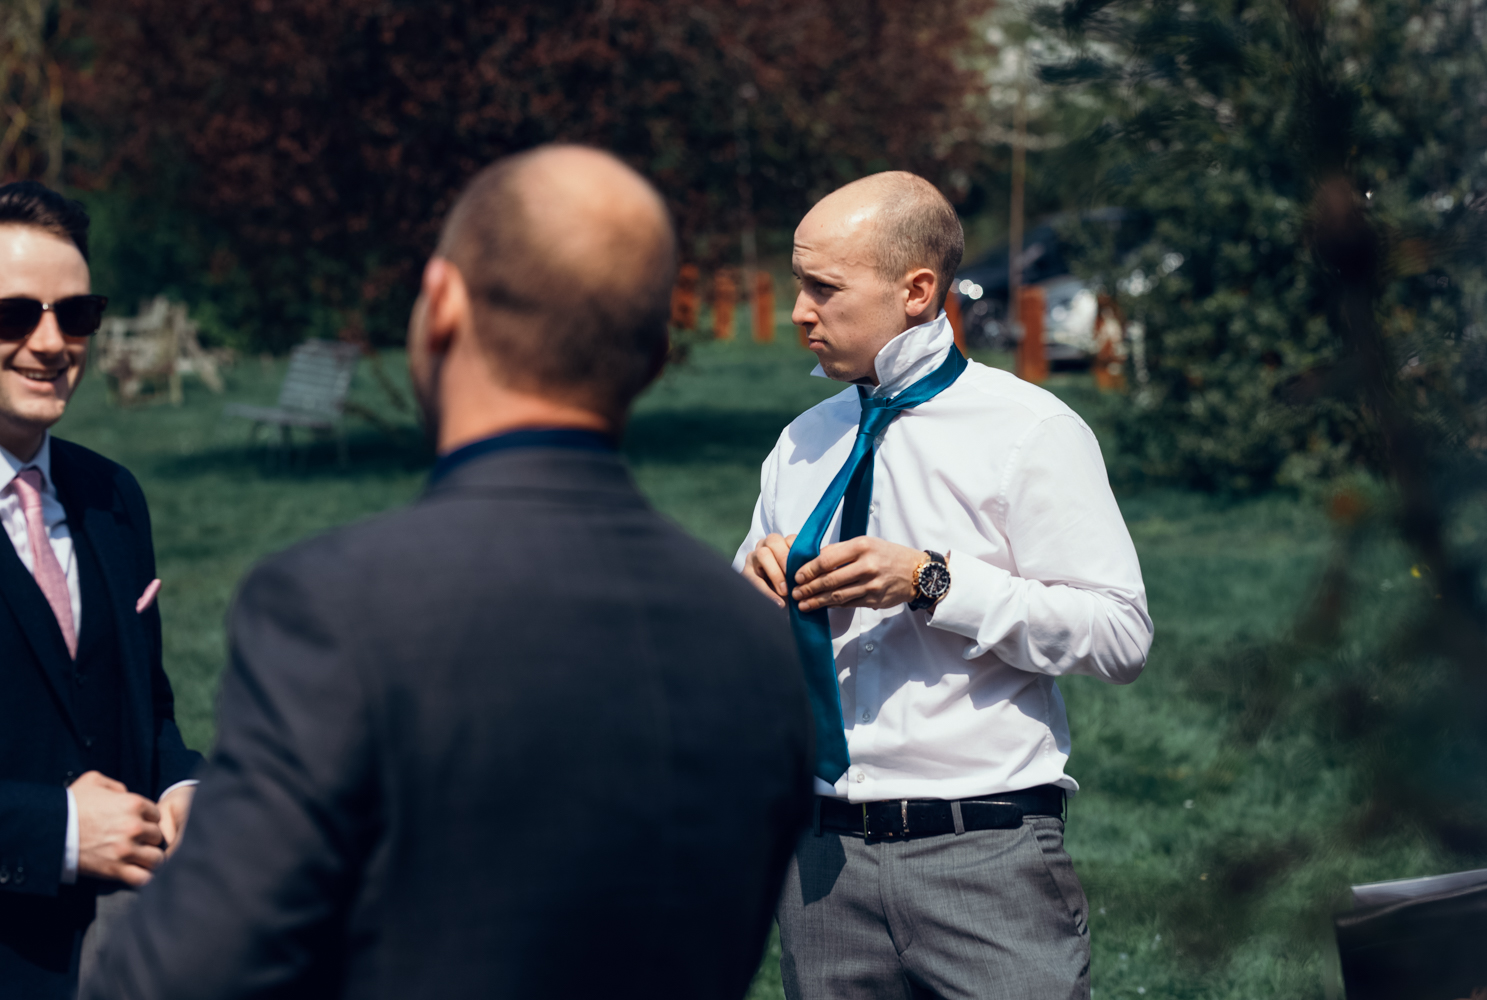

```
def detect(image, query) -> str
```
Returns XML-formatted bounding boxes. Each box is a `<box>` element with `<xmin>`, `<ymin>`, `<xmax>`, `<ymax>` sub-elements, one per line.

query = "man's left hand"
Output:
<box><xmin>158</xmin><ymin>784</ymin><xmax>196</xmax><ymax>857</ymax></box>
<box><xmin>792</xmin><ymin>537</ymin><xmax>925</xmax><ymax>612</ymax></box>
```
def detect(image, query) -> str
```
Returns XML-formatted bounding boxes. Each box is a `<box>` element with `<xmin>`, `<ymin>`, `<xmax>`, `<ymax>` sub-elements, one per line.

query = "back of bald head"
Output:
<box><xmin>437</xmin><ymin>145</ymin><xmax>677</xmax><ymax>417</ymax></box>
<box><xmin>835</xmin><ymin>171</ymin><xmax>964</xmax><ymax>313</ymax></box>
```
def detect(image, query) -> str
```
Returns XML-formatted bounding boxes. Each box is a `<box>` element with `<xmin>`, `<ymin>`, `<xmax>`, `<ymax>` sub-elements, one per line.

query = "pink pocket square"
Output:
<box><xmin>136</xmin><ymin>579</ymin><xmax>162</xmax><ymax>614</ymax></box>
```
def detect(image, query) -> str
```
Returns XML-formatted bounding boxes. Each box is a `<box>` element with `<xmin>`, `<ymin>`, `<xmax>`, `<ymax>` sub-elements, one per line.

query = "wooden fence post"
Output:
<box><xmin>671</xmin><ymin>263</ymin><xmax>700</xmax><ymax>331</ymax></box>
<box><xmin>1016</xmin><ymin>285</ymin><xmax>1048</xmax><ymax>384</ymax></box>
<box><xmin>711</xmin><ymin>270</ymin><xmax>737</xmax><ymax>341</ymax></box>
<box><xmin>945</xmin><ymin>290</ymin><xmax>967</xmax><ymax>353</ymax></box>
<box><xmin>752</xmin><ymin>271</ymin><xmax>775</xmax><ymax>343</ymax></box>
<box><xmin>1093</xmin><ymin>294</ymin><xmax>1127</xmax><ymax>391</ymax></box>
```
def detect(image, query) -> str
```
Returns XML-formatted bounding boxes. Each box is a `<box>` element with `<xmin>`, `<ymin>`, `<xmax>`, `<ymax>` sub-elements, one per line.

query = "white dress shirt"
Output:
<box><xmin>734</xmin><ymin>313</ymin><xmax>1153</xmax><ymax>802</ymax></box>
<box><xmin>2</xmin><ymin>435</ymin><xmax>192</xmax><ymax>883</ymax></box>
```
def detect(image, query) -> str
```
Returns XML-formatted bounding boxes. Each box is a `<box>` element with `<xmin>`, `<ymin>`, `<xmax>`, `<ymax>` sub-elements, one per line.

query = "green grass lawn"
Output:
<box><xmin>52</xmin><ymin>335</ymin><xmax>1481</xmax><ymax>998</ymax></box>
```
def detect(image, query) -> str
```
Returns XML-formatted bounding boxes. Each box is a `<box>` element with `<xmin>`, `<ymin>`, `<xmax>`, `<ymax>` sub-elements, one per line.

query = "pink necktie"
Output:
<box><xmin>12</xmin><ymin>469</ymin><xmax>77</xmax><ymax>659</ymax></box>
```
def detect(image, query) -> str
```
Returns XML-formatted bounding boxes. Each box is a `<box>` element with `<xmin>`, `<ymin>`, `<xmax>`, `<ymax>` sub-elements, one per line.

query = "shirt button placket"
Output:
<box><xmin>855</xmin><ymin>628</ymin><xmax>881</xmax><ymax>759</ymax></box>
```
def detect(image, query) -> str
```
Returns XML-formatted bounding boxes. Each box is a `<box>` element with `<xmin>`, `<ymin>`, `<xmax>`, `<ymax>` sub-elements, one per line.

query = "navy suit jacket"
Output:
<box><xmin>0</xmin><ymin>438</ymin><xmax>201</xmax><ymax>995</ymax></box>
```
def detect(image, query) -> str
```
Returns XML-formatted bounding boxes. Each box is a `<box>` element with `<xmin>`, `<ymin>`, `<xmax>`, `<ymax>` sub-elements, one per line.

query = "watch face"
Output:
<box><xmin>919</xmin><ymin>562</ymin><xmax>951</xmax><ymax>599</ymax></box>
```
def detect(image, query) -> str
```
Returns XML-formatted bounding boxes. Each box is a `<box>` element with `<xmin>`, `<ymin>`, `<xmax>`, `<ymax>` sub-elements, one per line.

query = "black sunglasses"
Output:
<box><xmin>0</xmin><ymin>295</ymin><xmax>109</xmax><ymax>341</ymax></box>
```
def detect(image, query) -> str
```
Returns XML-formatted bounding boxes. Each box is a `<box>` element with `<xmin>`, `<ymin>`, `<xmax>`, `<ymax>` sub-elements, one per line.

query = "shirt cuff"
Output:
<box><xmin>926</xmin><ymin>552</ymin><xmax>1011</xmax><ymax>643</ymax></box>
<box><xmin>160</xmin><ymin>779</ymin><xmax>199</xmax><ymax>801</ymax></box>
<box><xmin>62</xmin><ymin>787</ymin><xmax>78</xmax><ymax>885</ymax></box>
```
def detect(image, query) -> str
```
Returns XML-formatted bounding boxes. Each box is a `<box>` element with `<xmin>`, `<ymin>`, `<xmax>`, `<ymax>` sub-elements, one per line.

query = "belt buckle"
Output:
<box><xmin>862</xmin><ymin>801</ymin><xmax>911</xmax><ymax>841</ymax></box>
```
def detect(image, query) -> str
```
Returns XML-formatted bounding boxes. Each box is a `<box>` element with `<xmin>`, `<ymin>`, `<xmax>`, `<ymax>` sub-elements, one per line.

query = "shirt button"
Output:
<box><xmin>860</xmin><ymin>710</ymin><xmax>872</xmax><ymax>723</ymax></box>
<box><xmin>83</xmin><ymin>737</ymin><xmax>95</xmax><ymax>749</ymax></box>
<box><xmin>864</xmin><ymin>642</ymin><xmax>875</xmax><ymax>652</ymax></box>
<box><xmin>854</xmin><ymin>772</ymin><xmax>866</xmax><ymax>783</ymax></box>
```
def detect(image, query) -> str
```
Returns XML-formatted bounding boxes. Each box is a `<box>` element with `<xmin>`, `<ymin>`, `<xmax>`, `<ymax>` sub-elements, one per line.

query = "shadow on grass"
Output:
<box><xmin>623</xmin><ymin>408</ymin><xmax>800</xmax><ymax>466</ymax></box>
<box><xmin>146</xmin><ymin>407</ymin><xmax>800</xmax><ymax>482</ymax></box>
<box><xmin>147</xmin><ymin>426</ymin><xmax>435</xmax><ymax>481</ymax></box>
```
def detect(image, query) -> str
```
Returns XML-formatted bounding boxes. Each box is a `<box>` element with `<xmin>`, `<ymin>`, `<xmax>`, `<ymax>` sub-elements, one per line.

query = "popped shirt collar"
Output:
<box><xmin>810</xmin><ymin>311</ymin><xmax>955</xmax><ymax>399</ymax></box>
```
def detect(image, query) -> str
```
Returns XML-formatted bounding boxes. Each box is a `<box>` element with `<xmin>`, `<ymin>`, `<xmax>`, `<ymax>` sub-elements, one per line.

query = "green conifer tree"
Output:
<box><xmin>1037</xmin><ymin>0</ymin><xmax>1487</xmax><ymax>493</ymax></box>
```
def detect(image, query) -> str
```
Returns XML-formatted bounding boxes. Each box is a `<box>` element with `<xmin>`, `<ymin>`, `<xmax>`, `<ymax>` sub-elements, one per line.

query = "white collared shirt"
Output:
<box><xmin>734</xmin><ymin>312</ymin><xmax>1153</xmax><ymax>802</ymax></box>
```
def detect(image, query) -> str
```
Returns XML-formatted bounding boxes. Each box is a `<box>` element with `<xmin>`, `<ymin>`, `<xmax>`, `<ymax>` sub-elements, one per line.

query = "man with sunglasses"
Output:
<box><xmin>0</xmin><ymin>181</ymin><xmax>201</xmax><ymax>998</ymax></box>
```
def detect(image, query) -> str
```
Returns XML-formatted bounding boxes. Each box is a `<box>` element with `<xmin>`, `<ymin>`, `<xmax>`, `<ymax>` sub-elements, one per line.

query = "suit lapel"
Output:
<box><xmin>51</xmin><ymin>444</ymin><xmax>154</xmax><ymax>787</ymax></box>
<box><xmin>78</xmin><ymin>504</ymin><xmax>153</xmax><ymax>788</ymax></box>
<box><xmin>0</xmin><ymin>519</ymin><xmax>81</xmax><ymax>736</ymax></box>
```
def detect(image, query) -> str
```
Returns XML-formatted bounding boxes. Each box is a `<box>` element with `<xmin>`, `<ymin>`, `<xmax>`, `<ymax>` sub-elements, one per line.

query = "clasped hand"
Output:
<box><xmin>70</xmin><ymin>771</ymin><xmax>195</xmax><ymax>886</ymax></box>
<box><xmin>742</xmin><ymin>533</ymin><xmax>924</xmax><ymax>612</ymax></box>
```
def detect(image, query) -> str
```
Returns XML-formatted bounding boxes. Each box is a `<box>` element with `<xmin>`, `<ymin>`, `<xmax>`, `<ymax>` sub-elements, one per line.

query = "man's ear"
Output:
<box><xmin>903</xmin><ymin>267</ymin><xmax>939</xmax><ymax>319</ymax></box>
<box><xmin>421</xmin><ymin>257</ymin><xmax>471</xmax><ymax>355</ymax></box>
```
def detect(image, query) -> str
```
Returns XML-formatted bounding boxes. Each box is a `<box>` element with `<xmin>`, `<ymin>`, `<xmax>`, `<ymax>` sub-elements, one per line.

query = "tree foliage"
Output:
<box><xmin>1037</xmin><ymin>0</ymin><xmax>1487</xmax><ymax>493</ymax></box>
<box><xmin>1</xmin><ymin>0</ymin><xmax>74</xmax><ymax>185</ymax></box>
<box><xmin>1033</xmin><ymin>0</ymin><xmax>1487</xmax><ymax>985</ymax></box>
<box><xmin>71</xmin><ymin>0</ymin><xmax>992</xmax><ymax>348</ymax></box>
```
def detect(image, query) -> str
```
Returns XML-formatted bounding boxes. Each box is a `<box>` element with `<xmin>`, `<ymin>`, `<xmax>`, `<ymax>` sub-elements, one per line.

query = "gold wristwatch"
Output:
<box><xmin>908</xmin><ymin>550</ymin><xmax>951</xmax><ymax>611</ymax></box>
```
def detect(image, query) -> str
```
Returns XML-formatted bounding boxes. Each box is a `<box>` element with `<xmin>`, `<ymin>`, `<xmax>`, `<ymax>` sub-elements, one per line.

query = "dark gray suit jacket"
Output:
<box><xmin>88</xmin><ymin>445</ymin><xmax>813</xmax><ymax>999</ymax></box>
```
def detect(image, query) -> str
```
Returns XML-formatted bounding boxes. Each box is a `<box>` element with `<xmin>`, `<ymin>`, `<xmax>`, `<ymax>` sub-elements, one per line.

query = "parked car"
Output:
<box><xmin>1039</xmin><ymin>274</ymin><xmax>1101</xmax><ymax>367</ymax></box>
<box><xmin>952</xmin><ymin>208</ymin><xmax>1147</xmax><ymax>368</ymax></box>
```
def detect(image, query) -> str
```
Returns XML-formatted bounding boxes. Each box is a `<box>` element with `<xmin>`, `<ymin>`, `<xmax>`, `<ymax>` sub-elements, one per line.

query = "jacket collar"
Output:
<box><xmin>429</xmin><ymin>428</ymin><xmax>618</xmax><ymax>486</ymax></box>
<box><xmin>424</xmin><ymin>442</ymin><xmax>643</xmax><ymax>504</ymax></box>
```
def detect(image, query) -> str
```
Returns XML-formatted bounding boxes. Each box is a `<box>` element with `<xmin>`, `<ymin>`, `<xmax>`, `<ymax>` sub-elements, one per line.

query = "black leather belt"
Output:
<box><xmin>816</xmin><ymin>784</ymin><xmax>1066</xmax><ymax>841</ymax></box>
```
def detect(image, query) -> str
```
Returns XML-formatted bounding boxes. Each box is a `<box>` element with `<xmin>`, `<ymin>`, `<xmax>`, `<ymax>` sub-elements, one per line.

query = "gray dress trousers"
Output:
<box><xmin>777</xmin><ymin>815</ymin><xmax>1091</xmax><ymax>1000</ymax></box>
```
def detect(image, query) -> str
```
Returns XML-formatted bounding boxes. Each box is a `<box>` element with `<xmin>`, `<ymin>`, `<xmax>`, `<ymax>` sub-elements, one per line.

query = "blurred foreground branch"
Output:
<box><xmin>0</xmin><ymin>0</ymin><xmax>68</xmax><ymax>184</ymax></box>
<box><xmin>1038</xmin><ymin>0</ymin><xmax>1487</xmax><ymax>982</ymax></box>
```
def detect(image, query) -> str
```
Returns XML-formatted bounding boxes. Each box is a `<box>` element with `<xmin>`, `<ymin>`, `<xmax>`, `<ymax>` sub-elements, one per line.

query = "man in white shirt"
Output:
<box><xmin>737</xmin><ymin>171</ymin><xmax>1152</xmax><ymax>1000</ymax></box>
<box><xmin>0</xmin><ymin>181</ymin><xmax>201</xmax><ymax>998</ymax></box>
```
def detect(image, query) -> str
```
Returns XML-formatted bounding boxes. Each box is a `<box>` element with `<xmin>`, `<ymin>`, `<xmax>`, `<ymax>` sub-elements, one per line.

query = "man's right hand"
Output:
<box><xmin>70</xmin><ymin>771</ymin><xmax>164</xmax><ymax>886</ymax></box>
<box><xmin>742</xmin><ymin>533</ymin><xmax>798</xmax><ymax>609</ymax></box>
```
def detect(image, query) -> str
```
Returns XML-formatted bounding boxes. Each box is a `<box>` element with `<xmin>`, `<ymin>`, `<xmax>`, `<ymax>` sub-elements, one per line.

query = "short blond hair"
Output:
<box><xmin>853</xmin><ymin>172</ymin><xmax>965</xmax><ymax>313</ymax></box>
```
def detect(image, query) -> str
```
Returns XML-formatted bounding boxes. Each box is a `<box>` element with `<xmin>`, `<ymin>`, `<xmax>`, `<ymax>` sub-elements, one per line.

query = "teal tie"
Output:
<box><xmin>786</xmin><ymin>346</ymin><xmax>968</xmax><ymax>784</ymax></box>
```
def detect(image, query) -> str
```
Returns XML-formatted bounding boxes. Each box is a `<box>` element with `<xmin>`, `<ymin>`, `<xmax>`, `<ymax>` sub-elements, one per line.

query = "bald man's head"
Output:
<box><xmin>436</xmin><ymin>145</ymin><xmax>676</xmax><ymax>416</ymax></box>
<box><xmin>811</xmin><ymin>172</ymin><xmax>964</xmax><ymax>313</ymax></box>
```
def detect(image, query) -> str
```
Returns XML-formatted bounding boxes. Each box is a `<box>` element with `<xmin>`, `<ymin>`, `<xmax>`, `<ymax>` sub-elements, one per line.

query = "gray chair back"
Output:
<box><xmin>277</xmin><ymin>340</ymin><xmax>362</xmax><ymax>418</ymax></box>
